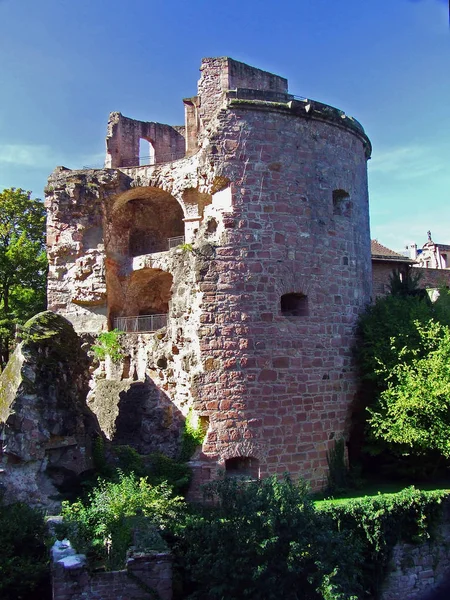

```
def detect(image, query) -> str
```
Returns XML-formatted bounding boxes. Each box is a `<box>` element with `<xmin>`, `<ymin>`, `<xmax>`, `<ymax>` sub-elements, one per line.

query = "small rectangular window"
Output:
<box><xmin>332</xmin><ymin>189</ymin><xmax>351</xmax><ymax>216</ymax></box>
<box><xmin>281</xmin><ymin>293</ymin><xmax>309</xmax><ymax>317</ymax></box>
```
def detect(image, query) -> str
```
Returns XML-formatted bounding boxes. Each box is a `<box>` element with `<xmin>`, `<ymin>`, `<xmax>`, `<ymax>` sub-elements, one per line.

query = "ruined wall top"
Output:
<box><xmin>104</xmin><ymin>56</ymin><xmax>370</xmax><ymax>170</ymax></box>
<box><xmin>200</xmin><ymin>57</ymin><xmax>288</xmax><ymax>94</ymax></box>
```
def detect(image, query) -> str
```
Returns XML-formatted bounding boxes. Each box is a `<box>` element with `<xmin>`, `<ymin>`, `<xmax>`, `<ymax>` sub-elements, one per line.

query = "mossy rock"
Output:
<box><xmin>21</xmin><ymin>311</ymin><xmax>82</xmax><ymax>364</ymax></box>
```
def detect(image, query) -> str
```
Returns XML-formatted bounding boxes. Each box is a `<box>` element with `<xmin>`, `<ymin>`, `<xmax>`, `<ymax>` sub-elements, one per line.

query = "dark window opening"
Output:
<box><xmin>206</xmin><ymin>218</ymin><xmax>218</xmax><ymax>234</ymax></box>
<box><xmin>332</xmin><ymin>189</ymin><xmax>351</xmax><ymax>216</ymax></box>
<box><xmin>225</xmin><ymin>456</ymin><xmax>259</xmax><ymax>479</ymax></box>
<box><xmin>281</xmin><ymin>293</ymin><xmax>309</xmax><ymax>317</ymax></box>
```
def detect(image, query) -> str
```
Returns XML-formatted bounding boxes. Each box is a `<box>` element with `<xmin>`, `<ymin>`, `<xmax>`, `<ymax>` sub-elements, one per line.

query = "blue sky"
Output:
<box><xmin>0</xmin><ymin>0</ymin><xmax>448</xmax><ymax>251</ymax></box>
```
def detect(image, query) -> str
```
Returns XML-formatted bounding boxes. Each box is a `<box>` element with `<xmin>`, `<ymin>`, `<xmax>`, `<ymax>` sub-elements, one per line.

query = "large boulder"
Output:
<box><xmin>0</xmin><ymin>311</ymin><xmax>101</xmax><ymax>508</ymax></box>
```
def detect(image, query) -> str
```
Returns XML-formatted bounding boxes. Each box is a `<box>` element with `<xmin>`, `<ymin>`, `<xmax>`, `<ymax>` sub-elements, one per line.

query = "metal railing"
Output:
<box><xmin>113</xmin><ymin>314</ymin><xmax>167</xmax><ymax>333</ymax></box>
<box><xmin>168</xmin><ymin>235</ymin><xmax>185</xmax><ymax>249</ymax></box>
<box><xmin>120</xmin><ymin>152</ymin><xmax>184</xmax><ymax>168</ymax></box>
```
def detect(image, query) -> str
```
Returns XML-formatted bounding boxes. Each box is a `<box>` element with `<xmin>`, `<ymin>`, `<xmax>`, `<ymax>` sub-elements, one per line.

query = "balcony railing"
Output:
<box><xmin>168</xmin><ymin>235</ymin><xmax>185</xmax><ymax>249</ymax></box>
<box><xmin>113</xmin><ymin>314</ymin><xmax>167</xmax><ymax>333</ymax></box>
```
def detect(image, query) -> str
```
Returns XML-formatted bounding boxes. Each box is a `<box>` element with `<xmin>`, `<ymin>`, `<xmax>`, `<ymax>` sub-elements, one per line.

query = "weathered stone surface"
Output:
<box><xmin>0</xmin><ymin>311</ymin><xmax>100</xmax><ymax>508</ymax></box>
<box><xmin>46</xmin><ymin>57</ymin><xmax>373</xmax><ymax>492</ymax></box>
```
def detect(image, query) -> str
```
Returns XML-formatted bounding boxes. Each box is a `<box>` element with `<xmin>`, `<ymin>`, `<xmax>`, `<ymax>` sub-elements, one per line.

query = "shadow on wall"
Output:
<box><xmin>112</xmin><ymin>376</ymin><xmax>185</xmax><ymax>458</ymax></box>
<box><xmin>422</xmin><ymin>578</ymin><xmax>450</xmax><ymax>600</ymax></box>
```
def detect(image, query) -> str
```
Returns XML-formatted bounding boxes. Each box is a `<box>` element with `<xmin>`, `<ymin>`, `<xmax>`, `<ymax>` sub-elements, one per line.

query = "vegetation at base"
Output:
<box><xmin>0</xmin><ymin>188</ymin><xmax>47</xmax><ymax>370</ymax></box>
<box><xmin>59</xmin><ymin>471</ymin><xmax>183</xmax><ymax>570</ymax></box>
<box><xmin>91</xmin><ymin>439</ymin><xmax>192</xmax><ymax>495</ymax></box>
<box><xmin>326</xmin><ymin>438</ymin><xmax>352</xmax><ymax>494</ymax></box>
<box><xmin>368</xmin><ymin>320</ymin><xmax>450</xmax><ymax>459</ymax></box>
<box><xmin>317</xmin><ymin>487</ymin><xmax>447</xmax><ymax>599</ymax></box>
<box><xmin>0</xmin><ymin>495</ymin><xmax>51</xmax><ymax>600</ymax></box>
<box><xmin>170</xmin><ymin>475</ymin><xmax>361</xmax><ymax>600</ymax></box>
<box><xmin>179</xmin><ymin>408</ymin><xmax>206</xmax><ymax>461</ymax></box>
<box><xmin>56</xmin><ymin>465</ymin><xmax>450</xmax><ymax>599</ymax></box>
<box><xmin>91</xmin><ymin>329</ymin><xmax>123</xmax><ymax>363</ymax></box>
<box><xmin>354</xmin><ymin>277</ymin><xmax>450</xmax><ymax>477</ymax></box>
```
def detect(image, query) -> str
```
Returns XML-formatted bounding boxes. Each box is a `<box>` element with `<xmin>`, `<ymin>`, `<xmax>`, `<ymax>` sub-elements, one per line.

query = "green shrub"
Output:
<box><xmin>171</xmin><ymin>475</ymin><xmax>361</xmax><ymax>600</ymax></box>
<box><xmin>179</xmin><ymin>409</ymin><xmax>206</xmax><ymax>461</ymax></box>
<box><xmin>0</xmin><ymin>499</ymin><xmax>50</xmax><ymax>600</ymax></box>
<box><xmin>60</xmin><ymin>471</ymin><xmax>185</xmax><ymax>570</ymax></box>
<box><xmin>368</xmin><ymin>320</ymin><xmax>450</xmax><ymax>460</ymax></box>
<box><xmin>112</xmin><ymin>446</ymin><xmax>191</xmax><ymax>494</ymax></box>
<box><xmin>326</xmin><ymin>438</ymin><xmax>351</xmax><ymax>494</ymax></box>
<box><xmin>144</xmin><ymin>452</ymin><xmax>192</xmax><ymax>494</ymax></box>
<box><xmin>317</xmin><ymin>487</ymin><xmax>447</xmax><ymax>598</ymax></box>
<box><xmin>91</xmin><ymin>329</ymin><xmax>123</xmax><ymax>363</ymax></box>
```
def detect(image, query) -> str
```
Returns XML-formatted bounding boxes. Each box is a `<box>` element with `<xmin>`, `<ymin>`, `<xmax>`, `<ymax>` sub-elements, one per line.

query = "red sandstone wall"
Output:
<box><xmin>192</xmin><ymin>102</ymin><xmax>372</xmax><ymax>489</ymax></box>
<box><xmin>372</xmin><ymin>264</ymin><xmax>450</xmax><ymax>299</ymax></box>
<box><xmin>414</xmin><ymin>267</ymin><xmax>450</xmax><ymax>289</ymax></box>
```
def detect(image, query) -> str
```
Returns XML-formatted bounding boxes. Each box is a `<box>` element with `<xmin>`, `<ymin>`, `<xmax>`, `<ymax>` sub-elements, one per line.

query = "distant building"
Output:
<box><xmin>371</xmin><ymin>240</ymin><xmax>413</xmax><ymax>297</ymax></box>
<box><xmin>372</xmin><ymin>234</ymin><xmax>450</xmax><ymax>299</ymax></box>
<box><xmin>408</xmin><ymin>231</ymin><xmax>450</xmax><ymax>270</ymax></box>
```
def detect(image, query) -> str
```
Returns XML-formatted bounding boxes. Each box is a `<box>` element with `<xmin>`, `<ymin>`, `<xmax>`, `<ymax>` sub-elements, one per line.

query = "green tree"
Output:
<box><xmin>368</xmin><ymin>320</ymin><xmax>450</xmax><ymax>459</ymax></box>
<box><xmin>352</xmin><ymin>293</ymin><xmax>436</xmax><ymax>470</ymax></box>
<box><xmin>0</xmin><ymin>188</ymin><xmax>47</xmax><ymax>369</ymax></box>
<box><xmin>173</xmin><ymin>476</ymin><xmax>360</xmax><ymax>599</ymax></box>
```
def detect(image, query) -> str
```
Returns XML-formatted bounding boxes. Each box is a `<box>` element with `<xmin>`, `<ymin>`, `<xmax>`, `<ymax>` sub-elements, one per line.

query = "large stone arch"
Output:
<box><xmin>106</xmin><ymin>187</ymin><xmax>186</xmax><ymax>260</ymax></box>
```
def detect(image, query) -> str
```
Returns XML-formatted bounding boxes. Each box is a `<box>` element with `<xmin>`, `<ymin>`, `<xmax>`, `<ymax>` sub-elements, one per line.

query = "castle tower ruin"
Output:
<box><xmin>45</xmin><ymin>57</ymin><xmax>372</xmax><ymax>491</ymax></box>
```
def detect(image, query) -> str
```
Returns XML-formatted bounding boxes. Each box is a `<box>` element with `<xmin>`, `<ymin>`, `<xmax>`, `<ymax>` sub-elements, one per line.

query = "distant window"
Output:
<box><xmin>332</xmin><ymin>189</ymin><xmax>351</xmax><ymax>216</ymax></box>
<box><xmin>225</xmin><ymin>456</ymin><xmax>259</xmax><ymax>479</ymax></box>
<box><xmin>281</xmin><ymin>293</ymin><xmax>309</xmax><ymax>317</ymax></box>
<box><xmin>139</xmin><ymin>138</ymin><xmax>155</xmax><ymax>166</ymax></box>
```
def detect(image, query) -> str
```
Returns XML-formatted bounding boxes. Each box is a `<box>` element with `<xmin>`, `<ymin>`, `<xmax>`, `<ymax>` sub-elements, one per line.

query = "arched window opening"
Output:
<box><xmin>107</xmin><ymin>188</ymin><xmax>185</xmax><ymax>259</ymax></box>
<box><xmin>281</xmin><ymin>293</ymin><xmax>309</xmax><ymax>317</ymax></box>
<box><xmin>139</xmin><ymin>139</ymin><xmax>155</xmax><ymax>166</ymax></box>
<box><xmin>332</xmin><ymin>189</ymin><xmax>351</xmax><ymax>216</ymax></box>
<box><xmin>225</xmin><ymin>456</ymin><xmax>260</xmax><ymax>479</ymax></box>
<box><xmin>111</xmin><ymin>269</ymin><xmax>173</xmax><ymax>332</ymax></box>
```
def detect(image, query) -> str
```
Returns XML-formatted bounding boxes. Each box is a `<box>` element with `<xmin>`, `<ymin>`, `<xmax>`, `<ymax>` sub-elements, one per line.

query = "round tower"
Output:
<box><xmin>189</xmin><ymin>58</ymin><xmax>372</xmax><ymax>489</ymax></box>
<box><xmin>46</xmin><ymin>57</ymin><xmax>372</xmax><ymax>493</ymax></box>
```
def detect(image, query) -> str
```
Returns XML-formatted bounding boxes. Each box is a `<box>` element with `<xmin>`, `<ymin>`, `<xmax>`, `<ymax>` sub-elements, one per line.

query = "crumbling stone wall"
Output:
<box><xmin>51</xmin><ymin>540</ymin><xmax>172</xmax><ymax>600</ymax></box>
<box><xmin>46</xmin><ymin>57</ymin><xmax>372</xmax><ymax>491</ymax></box>
<box><xmin>381</xmin><ymin>514</ymin><xmax>450</xmax><ymax>600</ymax></box>
<box><xmin>0</xmin><ymin>312</ymin><xmax>100</xmax><ymax>509</ymax></box>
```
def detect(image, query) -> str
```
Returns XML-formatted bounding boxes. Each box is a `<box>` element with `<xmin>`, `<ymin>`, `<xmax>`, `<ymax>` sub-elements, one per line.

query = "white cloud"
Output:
<box><xmin>0</xmin><ymin>144</ymin><xmax>58</xmax><ymax>169</ymax></box>
<box><xmin>0</xmin><ymin>144</ymin><xmax>104</xmax><ymax>170</ymax></box>
<box><xmin>369</xmin><ymin>144</ymin><xmax>448</xmax><ymax>180</ymax></box>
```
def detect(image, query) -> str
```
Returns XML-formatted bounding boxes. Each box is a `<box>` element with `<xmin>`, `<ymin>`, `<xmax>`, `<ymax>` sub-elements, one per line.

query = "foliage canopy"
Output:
<box><xmin>356</xmin><ymin>284</ymin><xmax>450</xmax><ymax>466</ymax></box>
<box><xmin>172</xmin><ymin>475</ymin><xmax>360</xmax><ymax>600</ymax></box>
<box><xmin>60</xmin><ymin>471</ymin><xmax>184</xmax><ymax>569</ymax></box>
<box><xmin>0</xmin><ymin>188</ymin><xmax>47</xmax><ymax>369</ymax></box>
<box><xmin>368</xmin><ymin>320</ymin><xmax>450</xmax><ymax>457</ymax></box>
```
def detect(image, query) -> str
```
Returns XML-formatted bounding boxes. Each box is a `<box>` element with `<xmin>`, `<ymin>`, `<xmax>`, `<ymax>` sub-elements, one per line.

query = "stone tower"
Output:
<box><xmin>45</xmin><ymin>57</ymin><xmax>372</xmax><ymax>491</ymax></box>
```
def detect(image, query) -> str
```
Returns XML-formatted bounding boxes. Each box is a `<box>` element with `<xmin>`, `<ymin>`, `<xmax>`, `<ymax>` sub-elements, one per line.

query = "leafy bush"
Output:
<box><xmin>179</xmin><ymin>409</ymin><xmax>206</xmax><ymax>461</ymax></box>
<box><xmin>0</xmin><ymin>498</ymin><xmax>50</xmax><ymax>600</ymax></box>
<box><xmin>60</xmin><ymin>471</ymin><xmax>184</xmax><ymax>570</ymax></box>
<box><xmin>353</xmin><ymin>293</ymin><xmax>447</xmax><ymax>471</ymax></box>
<box><xmin>356</xmin><ymin>294</ymin><xmax>434</xmax><ymax>391</ymax></box>
<box><xmin>91</xmin><ymin>329</ymin><xmax>123</xmax><ymax>363</ymax></box>
<box><xmin>171</xmin><ymin>475</ymin><xmax>361</xmax><ymax>600</ymax></box>
<box><xmin>317</xmin><ymin>487</ymin><xmax>447</xmax><ymax>598</ymax></box>
<box><xmin>114</xmin><ymin>446</ymin><xmax>191</xmax><ymax>494</ymax></box>
<box><xmin>368</xmin><ymin>320</ymin><xmax>450</xmax><ymax>459</ymax></box>
<box><xmin>326</xmin><ymin>438</ymin><xmax>355</xmax><ymax>494</ymax></box>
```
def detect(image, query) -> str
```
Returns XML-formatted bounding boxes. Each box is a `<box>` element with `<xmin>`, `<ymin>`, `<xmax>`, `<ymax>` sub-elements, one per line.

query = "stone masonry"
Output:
<box><xmin>45</xmin><ymin>57</ymin><xmax>372</xmax><ymax>491</ymax></box>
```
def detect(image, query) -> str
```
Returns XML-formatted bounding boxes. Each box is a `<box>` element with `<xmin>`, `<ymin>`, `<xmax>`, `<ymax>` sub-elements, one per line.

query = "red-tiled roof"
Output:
<box><xmin>371</xmin><ymin>240</ymin><xmax>414</xmax><ymax>263</ymax></box>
